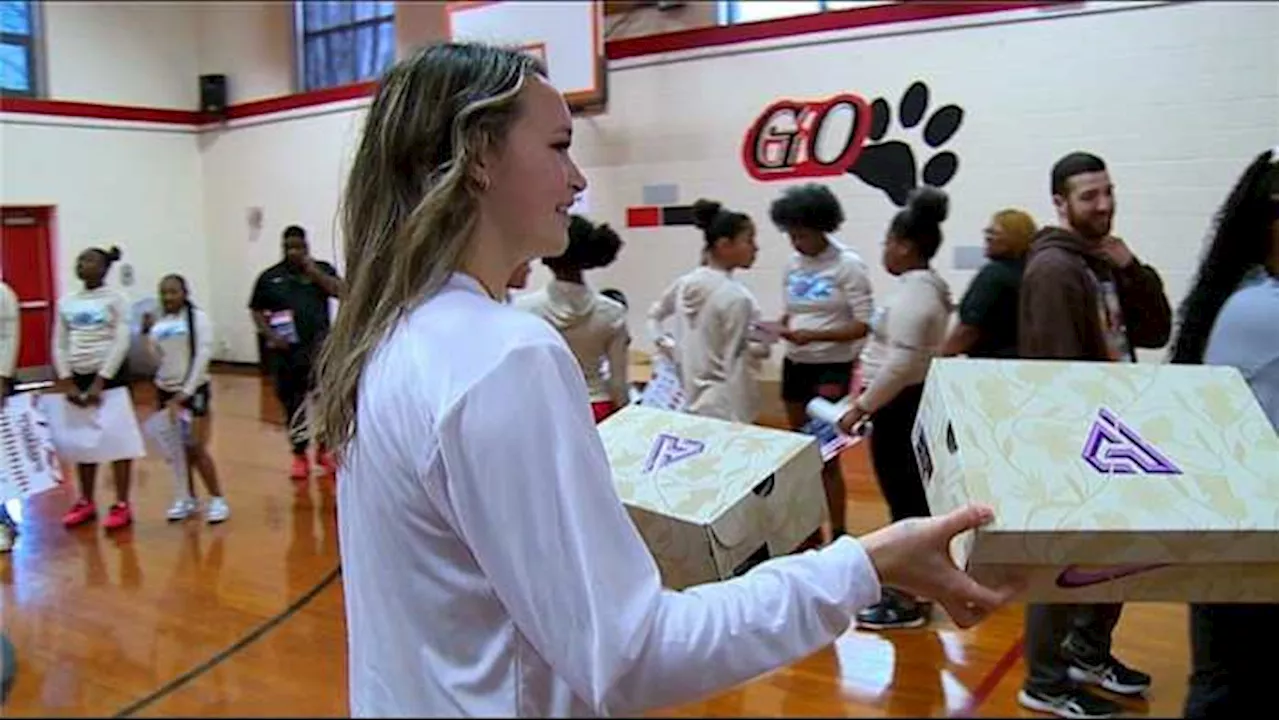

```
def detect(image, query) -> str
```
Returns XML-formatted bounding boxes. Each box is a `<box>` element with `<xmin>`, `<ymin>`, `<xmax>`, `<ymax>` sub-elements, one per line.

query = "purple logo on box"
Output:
<box><xmin>1081</xmin><ymin>408</ymin><xmax>1180</xmax><ymax>475</ymax></box>
<box><xmin>644</xmin><ymin>433</ymin><xmax>706</xmax><ymax>473</ymax></box>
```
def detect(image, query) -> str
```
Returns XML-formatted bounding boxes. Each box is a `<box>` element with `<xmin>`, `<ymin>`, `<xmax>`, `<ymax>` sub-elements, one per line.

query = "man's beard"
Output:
<box><xmin>1068</xmin><ymin>208</ymin><xmax>1111</xmax><ymax>241</ymax></box>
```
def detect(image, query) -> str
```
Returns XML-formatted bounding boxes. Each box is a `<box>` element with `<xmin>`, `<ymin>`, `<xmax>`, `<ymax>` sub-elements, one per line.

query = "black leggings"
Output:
<box><xmin>268</xmin><ymin>350</ymin><xmax>316</xmax><ymax>455</ymax></box>
<box><xmin>1185</xmin><ymin>602</ymin><xmax>1279</xmax><ymax>717</ymax></box>
<box><xmin>868</xmin><ymin>383</ymin><xmax>930</xmax><ymax>522</ymax></box>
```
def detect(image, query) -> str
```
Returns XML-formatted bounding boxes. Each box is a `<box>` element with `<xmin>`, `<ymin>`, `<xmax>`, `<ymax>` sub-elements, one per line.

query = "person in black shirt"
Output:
<box><xmin>249</xmin><ymin>225</ymin><xmax>345</xmax><ymax>479</ymax></box>
<box><xmin>941</xmin><ymin>209</ymin><xmax>1036</xmax><ymax>358</ymax></box>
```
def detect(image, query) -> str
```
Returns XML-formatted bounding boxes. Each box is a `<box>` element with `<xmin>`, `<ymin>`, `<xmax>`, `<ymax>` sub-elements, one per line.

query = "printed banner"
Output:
<box><xmin>0</xmin><ymin>392</ymin><xmax>64</xmax><ymax>503</ymax></box>
<box><xmin>638</xmin><ymin>356</ymin><xmax>687</xmax><ymax>412</ymax></box>
<box><xmin>38</xmin><ymin>387</ymin><xmax>146</xmax><ymax>465</ymax></box>
<box><xmin>142</xmin><ymin>409</ymin><xmax>191</xmax><ymax>493</ymax></box>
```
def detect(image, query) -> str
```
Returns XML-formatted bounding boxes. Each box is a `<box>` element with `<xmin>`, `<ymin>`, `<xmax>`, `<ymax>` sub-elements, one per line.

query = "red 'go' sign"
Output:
<box><xmin>740</xmin><ymin>93</ymin><xmax>872</xmax><ymax>182</ymax></box>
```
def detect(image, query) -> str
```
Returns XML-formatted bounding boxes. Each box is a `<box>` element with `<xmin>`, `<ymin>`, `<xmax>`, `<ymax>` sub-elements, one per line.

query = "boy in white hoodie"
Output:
<box><xmin>648</xmin><ymin>200</ymin><xmax>770</xmax><ymax>423</ymax></box>
<box><xmin>837</xmin><ymin>186</ymin><xmax>954</xmax><ymax>631</ymax></box>
<box><xmin>516</xmin><ymin>216</ymin><xmax>629</xmax><ymax>422</ymax></box>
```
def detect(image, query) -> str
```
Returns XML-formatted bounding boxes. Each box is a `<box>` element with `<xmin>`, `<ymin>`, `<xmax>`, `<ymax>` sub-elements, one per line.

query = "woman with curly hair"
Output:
<box><xmin>770</xmin><ymin>183</ymin><xmax>874</xmax><ymax>542</ymax></box>
<box><xmin>1169</xmin><ymin>148</ymin><xmax>1278</xmax><ymax>719</ymax></box>
<box><xmin>517</xmin><ymin>214</ymin><xmax>629</xmax><ymax>421</ymax></box>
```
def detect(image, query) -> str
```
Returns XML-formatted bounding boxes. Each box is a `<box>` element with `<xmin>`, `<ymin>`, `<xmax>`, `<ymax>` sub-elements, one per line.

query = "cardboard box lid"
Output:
<box><xmin>598</xmin><ymin>405</ymin><xmax>819</xmax><ymax>526</ymax></box>
<box><xmin>925</xmin><ymin>360</ymin><xmax>1279</xmax><ymax>563</ymax></box>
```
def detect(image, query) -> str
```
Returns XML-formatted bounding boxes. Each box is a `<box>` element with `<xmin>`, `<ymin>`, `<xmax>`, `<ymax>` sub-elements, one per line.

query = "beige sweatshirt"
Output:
<box><xmin>516</xmin><ymin>280</ymin><xmax>630</xmax><ymax>407</ymax></box>
<box><xmin>650</xmin><ymin>266</ymin><xmax>770</xmax><ymax>423</ymax></box>
<box><xmin>857</xmin><ymin>268</ymin><xmax>953</xmax><ymax>413</ymax></box>
<box><xmin>782</xmin><ymin>240</ymin><xmax>875</xmax><ymax>364</ymax></box>
<box><xmin>0</xmin><ymin>281</ymin><xmax>18</xmax><ymax>379</ymax></box>
<box><xmin>53</xmin><ymin>286</ymin><xmax>131</xmax><ymax>380</ymax></box>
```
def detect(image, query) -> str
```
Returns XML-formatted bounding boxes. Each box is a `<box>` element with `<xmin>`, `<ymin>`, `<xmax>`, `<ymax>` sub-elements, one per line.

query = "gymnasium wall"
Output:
<box><xmin>1</xmin><ymin>2</ymin><xmax>208</xmax><ymax>338</ymax></box>
<box><xmin>577</xmin><ymin>0</ymin><xmax>1278</xmax><ymax>370</ymax></box>
<box><xmin>4</xmin><ymin>1</ymin><xmax>1277</xmax><ymax>369</ymax></box>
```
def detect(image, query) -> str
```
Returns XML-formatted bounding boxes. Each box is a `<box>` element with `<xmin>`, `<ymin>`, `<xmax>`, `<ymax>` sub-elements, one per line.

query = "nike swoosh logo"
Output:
<box><xmin>1055</xmin><ymin>563</ymin><xmax>1169</xmax><ymax>588</ymax></box>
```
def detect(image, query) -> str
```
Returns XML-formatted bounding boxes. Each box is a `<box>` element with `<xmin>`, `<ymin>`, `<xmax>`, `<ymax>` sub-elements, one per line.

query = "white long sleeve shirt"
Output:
<box><xmin>337</xmin><ymin>273</ymin><xmax>882</xmax><ymax>718</ymax></box>
<box><xmin>0</xmin><ymin>281</ymin><xmax>18</xmax><ymax>379</ymax></box>
<box><xmin>146</xmin><ymin>306</ymin><xmax>215</xmax><ymax>395</ymax></box>
<box><xmin>53</xmin><ymin>286</ymin><xmax>131</xmax><ymax>380</ymax></box>
<box><xmin>515</xmin><ymin>279</ymin><xmax>630</xmax><ymax>407</ymax></box>
<box><xmin>857</xmin><ymin>268</ymin><xmax>952</xmax><ymax>413</ymax></box>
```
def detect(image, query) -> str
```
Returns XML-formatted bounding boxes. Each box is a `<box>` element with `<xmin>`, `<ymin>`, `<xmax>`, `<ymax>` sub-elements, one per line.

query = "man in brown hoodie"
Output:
<box><xmin>1016</xmin><ymin>152</ymin><xmax>1171</xmax><ymax>720</ymax></box>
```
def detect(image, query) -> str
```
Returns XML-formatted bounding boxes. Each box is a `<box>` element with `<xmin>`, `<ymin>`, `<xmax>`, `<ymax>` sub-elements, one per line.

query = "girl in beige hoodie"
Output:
<box><xmin>517</xmin><ymin>216</ymin><xmax>629</xmax><ymax>422</ymax></box>
<box><xmin>838</xmin><ymin>186</ymin><xmax>954</xmax><ymax>631</ymax></box>
<box><xmin>647</xmin><ymin>200</ymin><xmax>770</xmax><ymax>423</ymax></box>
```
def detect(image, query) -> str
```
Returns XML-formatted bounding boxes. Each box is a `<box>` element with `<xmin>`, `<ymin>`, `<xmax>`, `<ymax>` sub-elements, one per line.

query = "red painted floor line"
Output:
<box><xmin>952</xmin><ymin>634</ymin><xmax>1025</xmax><ymax>718</ymax></box>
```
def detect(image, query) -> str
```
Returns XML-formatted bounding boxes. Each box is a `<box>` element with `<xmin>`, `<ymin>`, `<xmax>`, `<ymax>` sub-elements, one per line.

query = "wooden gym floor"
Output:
<box><xmin>1</xmin><ymin>373</ymin><xmax>1194</xmax><ymax>717</ymax></box>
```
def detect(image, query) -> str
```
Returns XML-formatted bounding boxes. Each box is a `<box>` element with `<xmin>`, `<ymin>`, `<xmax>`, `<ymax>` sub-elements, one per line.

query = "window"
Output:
<box><xmin>721</xmin><ymin>1</ymin><xmax>897</xmax><ymax>25</ymax></box>
<box><xmin>0</xmin><ymin>0</ymin><xmax>38</xmax><ymax>96</ymax></box>
<box><xmin>296</xmin><ymin>1</ymin><xmax>397</xmax><ymax>92</ymax></box>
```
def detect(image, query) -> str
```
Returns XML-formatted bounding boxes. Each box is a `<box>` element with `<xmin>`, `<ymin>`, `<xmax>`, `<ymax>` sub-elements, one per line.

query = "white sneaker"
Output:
<box><xmin>0</xmin><ymin>524</ymin><xmax>14</xmax><ymax>553</ymax></box>
<box><xmin>166</xmin><ymin>496</ymin><xmax>198</xmax><ymax>521</ymax></box>
<box><xmin>205</xmin><ymin>497</ymin><xmax>230</xmax><ymax>524</ymax></box>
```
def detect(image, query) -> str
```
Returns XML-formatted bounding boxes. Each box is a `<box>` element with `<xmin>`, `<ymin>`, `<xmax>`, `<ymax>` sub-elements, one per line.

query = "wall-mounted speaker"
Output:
<box><xmin>200</xmin><ymin>74</ymin><xmax>227</xmax><ymax>117</ymax></box>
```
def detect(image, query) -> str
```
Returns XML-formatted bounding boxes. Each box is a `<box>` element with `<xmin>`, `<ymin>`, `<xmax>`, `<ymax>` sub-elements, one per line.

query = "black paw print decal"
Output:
<box><xmin>847</xmin><ymin>81</ymin><xmax>964</xmax><ymax>207</ymax></box>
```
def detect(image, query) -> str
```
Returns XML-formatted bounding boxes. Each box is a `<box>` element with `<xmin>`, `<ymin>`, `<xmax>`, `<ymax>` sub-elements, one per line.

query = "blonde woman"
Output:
<box><xmin>941</xmin><ymin>209</ymin><xmax>1036</xmax><ymax>358</ymax></box>
<box><xmin>313</xmin><ymin>42</ymin><xmax>1017</xmax><ymax>717</ymax></box>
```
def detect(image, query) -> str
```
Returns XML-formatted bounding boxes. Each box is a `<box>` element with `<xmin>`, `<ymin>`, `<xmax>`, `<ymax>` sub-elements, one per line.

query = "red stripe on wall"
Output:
<box><xmin>626</xmin><ymin>207</ymin><xmax>661</xmax><ymax>228</ymax></box>
<box><xmin>0</xmin><ymin>1</ymin><xmax>1081</xmax><ymax>126</ymax></box>
<box><xmin>222</xmin><ymin>81</ymin><xmax>377</xmax><ymax>121</ymax></box>
<box><xmin>606</xmin><ymin>1</ymin><xmax>1068</xmax><ymax>60</ymax></box>
<box><xmin>0</xmin><ymin>96</ymin><xmax>203</xmax><ymax>125</ymax></box>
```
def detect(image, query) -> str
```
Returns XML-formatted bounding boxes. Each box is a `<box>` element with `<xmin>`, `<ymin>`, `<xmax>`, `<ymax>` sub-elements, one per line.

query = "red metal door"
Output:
<box><xmin>0</xmin><ymin>206</ymin><xmax>58</xmax><ymax>371</ymax></box>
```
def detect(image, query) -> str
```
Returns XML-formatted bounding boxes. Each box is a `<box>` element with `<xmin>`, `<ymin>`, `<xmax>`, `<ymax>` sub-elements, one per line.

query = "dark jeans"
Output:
<box><xmin>1184</xmin><ymin>602</ymin><xmax>1279</xmax><ymax>718</ymax></box>
<box><xmin>267</xmin><ymin>347</ymin><xmax>317</xmax><ymax>455</ymax></box>
<box><xmin>868</xmin><ymin>383</ymin><xmax>930</xmax><ymax>522</ymax></box>
<box><xmin>1024</xmin><ymin>603</ymin><xmax>1123</xmax><ymax>692</ymax></box>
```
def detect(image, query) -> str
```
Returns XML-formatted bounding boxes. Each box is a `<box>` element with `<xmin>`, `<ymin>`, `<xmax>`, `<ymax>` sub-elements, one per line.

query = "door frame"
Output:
<box><xmin>1</xmin><ymin>204</ymin><xmax>59</xmax><ymax>381</ymax></box>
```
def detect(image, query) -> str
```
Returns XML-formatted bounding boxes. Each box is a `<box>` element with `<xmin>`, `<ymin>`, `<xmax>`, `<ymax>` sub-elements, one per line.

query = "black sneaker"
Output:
<box><xmin>1018</xmin><ymin>687</ymin><xmax>1122</xmax><ymax>719</ymax></box>
<box><xmin>1067</xmin><ymin>654</ymin><xmax>1151</xmax><ymax>696</ymax></box>
<box><xmin>855</xmin><ymin>593</ymin><xmax>927</xmax><ymax>630</ymax></box>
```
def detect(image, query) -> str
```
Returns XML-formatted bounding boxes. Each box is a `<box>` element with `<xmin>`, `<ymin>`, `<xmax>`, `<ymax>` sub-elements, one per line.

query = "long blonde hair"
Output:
<box><xmin>314</xmin><ymin>43</ymin><xmax>546</xmax><ymax>457</ymax></box>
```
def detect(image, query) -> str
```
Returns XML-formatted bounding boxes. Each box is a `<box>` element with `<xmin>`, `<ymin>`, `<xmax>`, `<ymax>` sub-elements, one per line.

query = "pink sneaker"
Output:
<box><xmin>290</xmin><ymin>454</ymin><xmax>310</xmax><ymax>480</ymax></box>
<box><xmin>62</xmin><ymin>498</ymin><xmax>97</xmax><ymax>528</ymax></box>
<box><xmin>103</xmin><ymin>502</ymin><xmax>133</xmax><ymax>531</ymax></box>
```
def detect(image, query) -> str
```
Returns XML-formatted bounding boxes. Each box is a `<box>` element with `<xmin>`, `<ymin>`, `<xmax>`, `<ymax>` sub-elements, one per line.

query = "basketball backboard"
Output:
<box><xmin>445</xmin><ymin>1</ymin><xmax>606</xmax><ymax>112</ymax></box>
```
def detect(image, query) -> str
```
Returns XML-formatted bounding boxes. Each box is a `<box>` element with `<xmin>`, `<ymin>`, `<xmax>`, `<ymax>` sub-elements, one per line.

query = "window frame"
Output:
<box><xmin>719</xmin><ymin>0</ymin><xmax>897</xmax><ymax>26</ymax></box>
<box><xmin>0</xmin><ymin>0</ymin><xmax>45</xmax><ymax>98</ymax></box>
<box><xmin>293</xmin><ymin>1</ymin><xmax>397</xmax><ymax>93</ymax></box>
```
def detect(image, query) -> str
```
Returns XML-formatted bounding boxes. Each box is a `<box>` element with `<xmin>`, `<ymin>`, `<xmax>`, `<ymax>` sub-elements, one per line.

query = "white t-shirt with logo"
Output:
<box><xmin>782</xmin><ymin>240</ymin><xmax>875</xmax><ymax>365</ymax></box>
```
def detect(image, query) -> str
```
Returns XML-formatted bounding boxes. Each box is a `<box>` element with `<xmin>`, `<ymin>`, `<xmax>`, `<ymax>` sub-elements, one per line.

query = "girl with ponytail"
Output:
<box><xmin>646</xmin><ymin>199</ymin><xmax>771</xmax><ymax>422</ymax></box>
<box><xmin>54</xmin><ymin>245</ymin><xmax>138</xmax><ymax>531</ymax></box>
<box><xmin>836</xmin><ymin>186</ymin><xmax>955</xmax><ymax>631</ymax></box>
<box><xmin>515</xmin><ymin>214</ymin><xmax>630</xmax><ymax>421</ymax></box>
<box><xmin>142</xmin><ymin>274</ymin><xmax>228</xmax><ymax>523</ymax></box>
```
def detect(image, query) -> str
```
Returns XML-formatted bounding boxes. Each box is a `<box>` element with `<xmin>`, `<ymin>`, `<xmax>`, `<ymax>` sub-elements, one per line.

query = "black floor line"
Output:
<box><xmin>112</xmin><ymin>565</ymin><xmax>342</xmax><ymax>718</ymax></box>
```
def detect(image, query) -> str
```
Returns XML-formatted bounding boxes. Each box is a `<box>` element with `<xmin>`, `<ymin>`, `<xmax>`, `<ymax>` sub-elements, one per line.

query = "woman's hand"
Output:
<box><xmin>83</xmin><ymin>376</ymin><xmax>106</xmax><ymax>406</ymax></box>
<box><xmin>166</xmin><ymin>394</ymin><xmax>188</xmax><ymax>419</ymax></box>
<box><xmin>836</xmin><ymin>404</ymin><xmax>867</xmax><ymax>434</ymax></box>
<box><xmin>859</xmin><ymin>505</ymin><xmax>1024</xmax><ymax>628</ymax></box>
